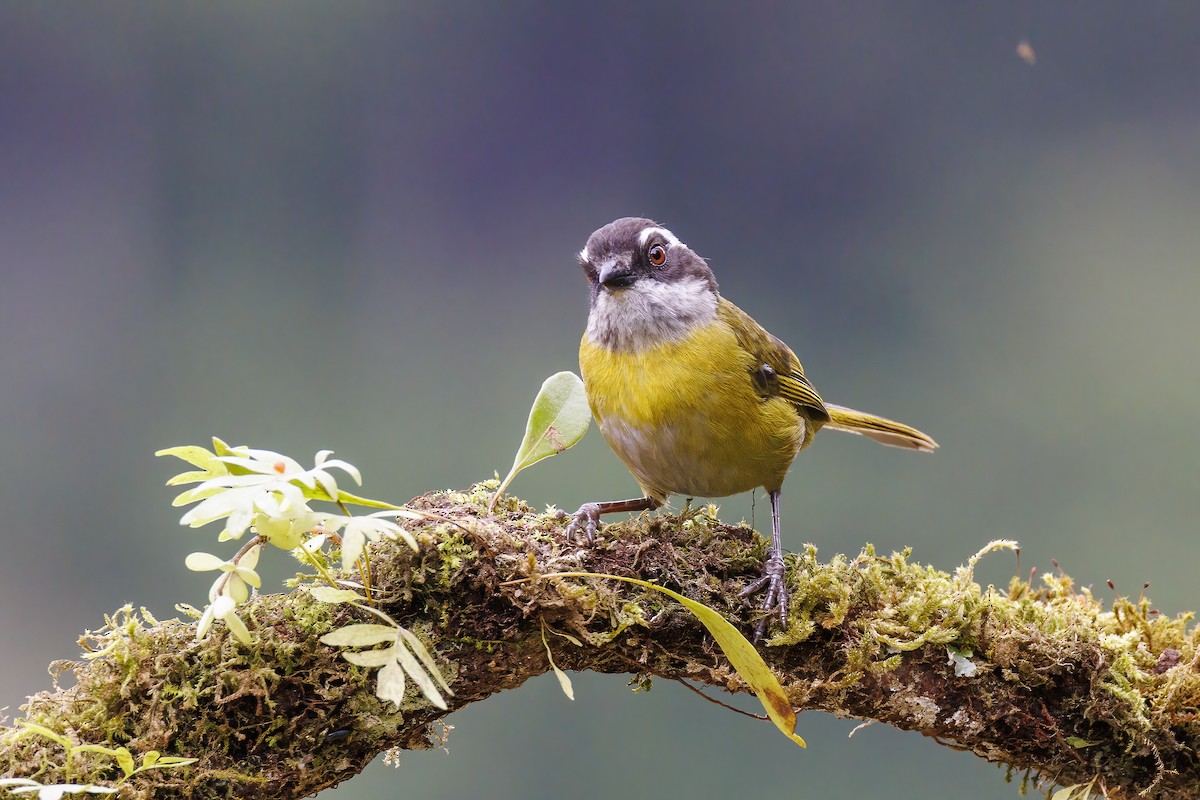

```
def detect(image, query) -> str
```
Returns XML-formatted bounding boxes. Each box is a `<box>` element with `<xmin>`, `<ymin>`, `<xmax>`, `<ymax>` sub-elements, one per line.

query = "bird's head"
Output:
<box><xmin>578</xmin><ymin>217</ymin><xmax>719</xmax><ymax>351</ymax></box>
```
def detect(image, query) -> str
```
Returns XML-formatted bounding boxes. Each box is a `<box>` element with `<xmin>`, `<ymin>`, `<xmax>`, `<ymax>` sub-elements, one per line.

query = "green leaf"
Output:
<box><xmin>392</xmin><ymin>634</ymin><xmax>449</xmax><ymax>710</ymax></box>
<box><xmin>376</xmin><ymin>660</ymin><xmax>408</xmax><ymax>706</ymax></box>
<box><xmin>333</xmin><ymin>491</ymin><xmax>407</xmax><ymax>510</ymax></box>
<box><xmin>320</xmin><ymin>623</ymin><xmax>397</xmax><ymax>647</ymax></box>
<box><xmin>155</xmin><ymin>445</ymin><xmax>224</xmax><ymax>473</ymax></box>
<box><xmin>541</xmin><ymin>572</ymin><xmax>806</xmax><ymax>747</ymax></box>
<box><xmin>307</xmin><ymin>586</ymin><xmax>367</xmax><ymax>604</ymax></box>
<box><xmin>233</xmin><ymin>565</ymin><xmax>261</xmax><ymax>589</ymax></box>
<box><xmin>70</xmin><ymin>744</ymin><xmax>135</xmax><ymax>778</ymax></box>
<box><xmin>1065</xmin><ymin>736</ymin><xmax>1102</xmax><ymax>748</ymax></box>
<box><xmin>15</xmin><ymin>721</ymin><xmax>73</xmax><ymax>749</ymax></box>
<box><xmin>546</xmin><ymin>628</ymin><xmax>583</xmax><ymax>647</ymax></box>
<box><xmin>550</xmin><ymin>662</ymin><xmax>574</xmax><ymax>701</ymax></box>
<box><xmin>7</xmin><ymin>784</ymin><xmax>119</xmax><ymax>798</ymax></box>
<box><xmin>114</xmin><ymin>747</ymin><xmax>135</xmax><ymax>778</ymax></box>
<box><xmin>395</xmin><ymin>628</ymin><xmax>453</xmax><ymax>695</ymax></box>
<box><xmin>541</xmin><ymin>622</ymin><xmax>574</xmax><ymax>701</ymax></box>
<box><xmin>169</xmin><ymin>484</ymin><xmax>226</xmax><ymax>508</ymax></box>
<box><xmin>164</xmin><ymin>470</ymin><xmax>215</xmax><ymax>487</ymax></box>
<box><xmin>184</xmin><ymin>552</ymin><xmax>227</xmax><ymax>572</ymax></box>
<box><xmin>223</xmin><ymin>609</ymin><xmax>252</xmax><ymax>644</ymax></box>
<box><xmin>343</xmin><ymin>648</ymin><xmax>396</xmax><ymax>668</ymax></box>
<box><xmin>142</xmin><ymin>756</ymin><xmax>196</xmax><ymax>770</ymax></box>
<box><xmin>489</xmin><ymin>371</ymin><xmax>590</xmax><ymax>513</ymax></box>
<box><xmin>293</xmin><ymin>482</ymin><xmax>410</xmax><ymax>512</ymax></box>
<box><xmin>1050</xmin><ymin>778</ymin><xmax>1098</xmax><ymax>800</ymax></box>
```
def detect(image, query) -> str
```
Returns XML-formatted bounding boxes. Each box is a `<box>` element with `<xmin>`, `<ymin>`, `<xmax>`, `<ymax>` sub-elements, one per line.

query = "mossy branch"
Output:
<box><xmin>3</xmin><ymin>486</ymin><xmax>1198</xmax><ymax>799</ymax></box>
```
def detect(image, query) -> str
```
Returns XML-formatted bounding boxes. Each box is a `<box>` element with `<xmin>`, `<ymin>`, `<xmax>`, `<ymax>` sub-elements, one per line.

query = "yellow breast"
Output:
<box><xmin>579</xmin><ymin>321</ymin><xmax>804</xmax><ymax>501</ymax></box>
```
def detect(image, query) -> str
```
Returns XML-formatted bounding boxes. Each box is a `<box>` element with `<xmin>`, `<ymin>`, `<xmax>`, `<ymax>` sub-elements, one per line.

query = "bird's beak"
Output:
<box><xmin>598</xmin><ymin>258</ymin><xmax>636</xmax><ymax>290</ymax></box>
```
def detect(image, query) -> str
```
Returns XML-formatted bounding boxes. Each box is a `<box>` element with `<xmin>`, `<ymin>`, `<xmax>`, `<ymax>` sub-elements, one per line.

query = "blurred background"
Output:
<box><xmin>3</xmin><ymin>3</ymin><xmax>1199</xmax><ymax>797</ymax></box>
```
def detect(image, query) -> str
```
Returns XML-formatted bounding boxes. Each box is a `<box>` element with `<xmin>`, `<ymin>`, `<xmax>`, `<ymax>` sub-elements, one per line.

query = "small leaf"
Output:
<box><xmin>170</xmin><ymin>484</ymin><xmax>225</xmax><ymax>508</ymax></box>
<box><xmin>184</xmin><ymin>552</ymin><xmax>227</xmax><ymax>572</ymax></box>
<box><xmin>1050</xmin><ymin>779</ymin><xmax>1098</xmax><ymax>800</ymax></box>
<box><xmin>195</xmin><ymin>603</ymin><xmax>217</xmax><ymax>639</ymax></box>
<box><xmin>165</xmin><ymin>470</ymin><xmax>214</xmax><ymax>487</ymax></box>
<box><xmin>541</xmin><ymin>621</ymin><xmax>574</xmax><ymax>701</ymax></box>
<box><xmin>489</xmin><ymin>371</ymin><xmax>590</xmax><ymax>513</ymax></box>
<box><xmin>239</xmin><ymin>544</ymin><xmax>262</xmax><ymax>571</ymax></box>
<box><xmin>330</xmin><ymin>490</ymin><xmax>424</xmax><ymax>516</ymax></box>
<box><xmin>340</xmin><ymin>527</ymin><xmax>366</xmax><ymax>572</ymax></box>
<box><xmin>320</xmin><ymin>623</ymin><xmax>397</xmax><ymax>647</ymax></box>
<box><xmin>322</xmin><ymin>489</ymin><xmax>395</xmax><ymax>509</ymax></box>
<box><xmin>395</xmin><ymin>628</ymin><xmax>453</xmax><ymax>694</ymax></box>
<box><xmin>15</xmin><ymin>721</ymin><xmax>73</xmax><ymax>748</ymax></box>
<box><xmin>232</xmin><ymin>565</ymin><xmax>261</xmax><ymax>589</ymax></box>
<box><xmin>70</xmin><ymin>744</ymin><xmax>121</xmax><ymax>757</ymax></box>
<box><xmin>343</xmin><ymin>648</ymin><xmax>397</xmax><ymax>668</ymax></box>
<box><xmin>71</xmin><ymin>744</ymin><xmax>134</xmax><ymax>777</ymax></box>
<box><xmin>224</xmin><ymin>609</ymin><xmax>252</xmax><ymax>644</ymax></box>
<box><xmin>542</xmin><ymin>572</ymin><xmax>806</xmax><ymax>747</ymax></box>
<box><xmin>550</xmin><ymin>662</ymin><xmax>575</xmax><ymax>701</ymax></box>
<box><xmin>1065</xmin><ymin>736</ymin><xmax>1102</xmax><ymax>748</ymax></box>
<box><xmin>225</xmin><ymin>575</ymin><xmax>250</xmax><ymax>604</ymax></box>
<box><xmin>546</xmin><ymin>628</ymin><xmax>584</xmax><ymax>647</ymax></box>
<box><xmin>114</xmin><ymin>747</ymin><xmax>135</xmax><ymax>778</ymax></box>
<box><xmin>144</xmin><ymin>756</ymin><xmax>196</xmax><ymax>769</ymax></box>
<box><xmin>10</xmin><ymin>784</ymin><xmax>119</xmax><ymax>798</ymax></box>
<box><xmin>308</xmin><ymin>586</ymin><xmax>366</xmax><ymax>604</ymax></box>
<box><xmin>392</xmin><ymin>635</ymin><xmax>449</xmax><ymax>710</ymax></box>
<box><xmin>376</xmin><ymin>660</ymin><xmax>407</xmax><ymax>706</ymax></box>
<box><xmin>156</xmin><ymin>445</ymin><xmax>224</xmax><ymax>472</ymax></box>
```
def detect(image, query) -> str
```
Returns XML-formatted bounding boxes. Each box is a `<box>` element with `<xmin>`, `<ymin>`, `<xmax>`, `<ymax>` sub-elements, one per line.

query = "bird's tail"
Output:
<box><xmin>823</xmin><ymin>404</ymin><xmax>938</xmax><ymax>452</ymax></box>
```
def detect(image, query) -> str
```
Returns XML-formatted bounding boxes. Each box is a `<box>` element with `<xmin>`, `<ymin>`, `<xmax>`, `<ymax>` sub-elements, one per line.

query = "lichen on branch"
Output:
<box><xmin>2</xmin><ymin>485</ymin><xmax>1198</xmax><ymax>799</ymax></box>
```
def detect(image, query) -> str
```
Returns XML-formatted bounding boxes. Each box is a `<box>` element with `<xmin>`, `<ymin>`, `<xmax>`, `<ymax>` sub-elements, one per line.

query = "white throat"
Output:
<box><xmin>585</xmin><ymin>276</ymin><xmax>718</xmax><ymax>352</ymax></box>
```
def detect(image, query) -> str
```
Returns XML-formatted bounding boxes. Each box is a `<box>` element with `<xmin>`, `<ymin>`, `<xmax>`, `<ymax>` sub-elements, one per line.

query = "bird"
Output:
<box><xmin>566</xmin><ymin>217</ymin><xmax>937</xmax><ymax>638</ymax></box>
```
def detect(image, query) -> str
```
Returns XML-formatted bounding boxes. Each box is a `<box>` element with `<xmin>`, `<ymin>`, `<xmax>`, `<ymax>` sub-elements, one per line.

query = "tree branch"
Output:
<box><xmin>2</xmin><ymin>486</ymin><xmax>1197</xmax><ymax>799</ymax></box>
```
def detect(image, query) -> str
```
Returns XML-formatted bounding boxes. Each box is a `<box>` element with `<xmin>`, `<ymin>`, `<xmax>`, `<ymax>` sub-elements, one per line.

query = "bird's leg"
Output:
<box><xmin>678</xmin><ymin>496</ymin><xmax>707</xmax><ymax>526</ymax></box>
<box><xmin>567</xmin><ymin>496</ymin><xmax>661</xmax><ymax>544</ymax></box>
<box><xmin>738</xmin><ymin>489</ymin><xmax>788</xmax><ymax>640</ymax></box>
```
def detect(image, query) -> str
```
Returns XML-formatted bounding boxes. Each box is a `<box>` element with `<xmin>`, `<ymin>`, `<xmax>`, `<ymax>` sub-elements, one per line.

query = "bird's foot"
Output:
<box><xmin>739</xmin><ymin>552</ymin><xmax>789</xmax><ymax>641</ymax></box>
<box><xmin>677</xmin><ymin>497</ymin><xmax>705</xmax><ymax>526</ymax></box>
<box><xmin>565</xmin><ymin>502</ymin><xmax>601</xmax><ymax>545</ymax></box>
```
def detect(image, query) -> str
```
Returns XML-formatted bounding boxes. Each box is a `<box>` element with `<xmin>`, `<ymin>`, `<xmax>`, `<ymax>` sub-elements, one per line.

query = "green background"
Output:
<box><xmin>3</xmin><ymin>4</ymin><xmax>1199</xmax><ymax>797</ymax></box>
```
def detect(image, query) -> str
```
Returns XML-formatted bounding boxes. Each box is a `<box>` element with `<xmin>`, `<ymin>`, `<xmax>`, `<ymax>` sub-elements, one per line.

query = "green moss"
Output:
<box><xmin>8</xmin><ymin>486</ymin><xmax>1200</xmax><ymax>797</ymax></box>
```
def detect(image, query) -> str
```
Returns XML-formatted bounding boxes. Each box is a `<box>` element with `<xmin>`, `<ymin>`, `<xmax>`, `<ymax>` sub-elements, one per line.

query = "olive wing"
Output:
<box><xmin>716</xmin><ymin>299</ymin><xmax>831</xmax><ymax>424</ymax></box>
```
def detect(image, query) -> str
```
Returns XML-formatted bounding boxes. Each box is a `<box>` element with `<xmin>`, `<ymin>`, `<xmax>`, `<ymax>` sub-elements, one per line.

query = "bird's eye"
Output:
<box><xmin>647</xmin><ymin>244</ymin><xmax>667</xmax><ymax>267</ymax></box>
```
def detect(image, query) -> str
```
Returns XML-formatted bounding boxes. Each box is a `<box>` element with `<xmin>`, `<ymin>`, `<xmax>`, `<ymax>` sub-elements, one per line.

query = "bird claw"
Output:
<box><xmin>739</xmin><ymin>553</ymin><xmax>789</xmax><ymax>641</ymax></box>
<box><xmin>566</xmin><ymin>502</ymin><xmax>601</xmax><ymax>544</ymax></box>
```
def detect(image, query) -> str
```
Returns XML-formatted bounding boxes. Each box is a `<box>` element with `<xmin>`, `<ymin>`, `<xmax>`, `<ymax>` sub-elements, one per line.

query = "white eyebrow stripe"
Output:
<box><xmin>578</xmin><ymin>247</ymin><xmax>590</xmax><ymax>263</ymax></box>
<box><xmin>637</xmin><ymin>226</ymin><xmax>683</xmax><ymax>249</ymax></box>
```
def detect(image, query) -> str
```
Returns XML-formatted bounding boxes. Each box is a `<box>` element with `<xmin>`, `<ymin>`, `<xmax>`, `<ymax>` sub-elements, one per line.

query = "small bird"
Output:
<box><xmin>568</xmin><ymin>217</ymin><xmax>937</xmax><ymax>637</ymax></box>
